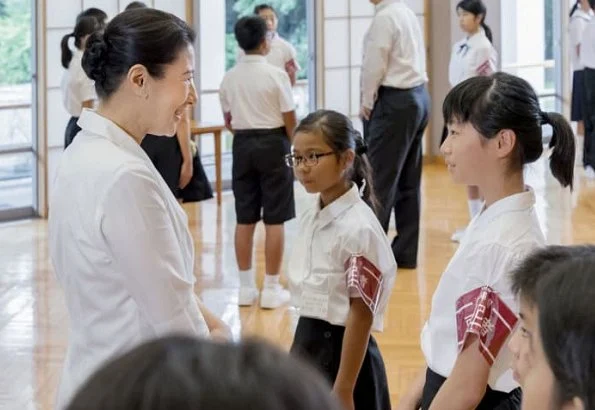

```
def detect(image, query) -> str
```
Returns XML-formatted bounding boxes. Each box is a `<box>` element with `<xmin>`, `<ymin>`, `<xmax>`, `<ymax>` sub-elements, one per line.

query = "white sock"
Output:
<box><xmin>468</xmin><ymin>199</ymin><xmax>483</xmax><ymax>219</ymax></box>
<box><xmin>239</xmin><ymin>269</ymin><xmax>255</xmax><ymax>288</ymax></box>
<box><xmin>263</xmin><ymin>274</ymin><xmax>280</xmax><ymax>288</ymax></box>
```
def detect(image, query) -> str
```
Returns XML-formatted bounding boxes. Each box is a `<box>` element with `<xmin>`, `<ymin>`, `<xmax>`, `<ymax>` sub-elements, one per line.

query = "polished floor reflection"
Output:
<box><xmin>1</xmin><ymin>159</ymin><xmax>594</xmax><ymax>410</ymax></box>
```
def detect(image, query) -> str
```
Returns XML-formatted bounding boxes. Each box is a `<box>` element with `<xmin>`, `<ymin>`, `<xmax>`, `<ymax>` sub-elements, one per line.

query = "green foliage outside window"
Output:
<box><xmin>0</xmin><ymin>0</ymin><xmax>31</xmax><ymax>85</ymax></box>
<box><xmin>225</xmin><ymin>0</ymin><xmax>308</xmax><ymax>80</ymax></box>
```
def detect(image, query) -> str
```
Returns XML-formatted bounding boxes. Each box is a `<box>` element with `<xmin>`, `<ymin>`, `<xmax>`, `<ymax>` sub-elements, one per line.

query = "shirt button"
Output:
<box><xmin>324</xmin><ymin>331</ymin><xmax>331</xmax><ymax>339</ymax></box>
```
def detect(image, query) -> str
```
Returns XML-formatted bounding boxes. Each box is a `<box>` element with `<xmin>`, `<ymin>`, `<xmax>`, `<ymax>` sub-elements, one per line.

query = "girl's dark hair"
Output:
<box><xmin>82</xmin><ymin>8</ymin><xmax>196</xmax><ymax>100</ymax></box>
<box><xmin>571</xmin><ymin>0</ymin><xmax>595</xmax><ymax>17</ymax></box>
<box><xmin>61</xmin><ymin>16</ymin><xmax>101</xmax><ymax>69</ymax></box>
<box><xmin>295</xmin><ymin>110</ymin><xmax>379</xmax><ymax>213</ymax></box>
<box><xmin>125</xmin><ymin>1</ymin><xmax>148</xmax><ymax>10</ymax></box>
<box><xmin>254</xmin><ymin>3</ymin><xmax>276</xmax><ymax>15</ymax></box>
<box><xmin>457</xmin><ymin>0</ymin><xmax>493</xmax><ymax>43</ymax></box>
<box><xmin>536</xmin><ymin>257</ymin><xmax>595</xmax><ymax>409</ymax></box>
<box><xmin>443</xmin><ymin>72</ymin><xmax>575</xmax><ymax>188</ymax></box>
<box><xmin>76</xmin><ymin>7</ymin><xmax>108</xmax><ymax>27</ymax></box>
<box><xmin>66</xmin><ymin>335</ymin><xmax>342</xmax><ymax>410</ymax></box>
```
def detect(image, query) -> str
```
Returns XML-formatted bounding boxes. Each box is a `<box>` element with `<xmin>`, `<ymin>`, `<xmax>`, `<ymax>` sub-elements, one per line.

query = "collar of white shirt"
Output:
<box><xmin>464</xmin><ymin>28</ymin><xmax>489</xmax><ymax>47</ymax></box>
<box><xmin>475</xmin><ymin>187</ymin><xmax>535</xmax><ymax>227</ymax></box>
<box><xmin>375</xmin><ymin>0</ymin><xmax>400</xmax><ymax>13</ymax></box>
<box><xmin>241</xmin><ymin>54</ymin><xmax>267</xmax><ymax>64</ymax></box>
<box><xmin>77</xmin><ymin>108</ymin><xmax>147</xmax><ymax>161</ymax></box>
<box><xmin>315</xmin><ymin>183</ymin><xmax>360</xmax><ymax>227</ymax></box>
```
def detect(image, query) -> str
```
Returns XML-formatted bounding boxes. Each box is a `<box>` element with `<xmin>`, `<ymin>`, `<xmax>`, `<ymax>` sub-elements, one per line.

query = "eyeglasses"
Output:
<box><xmin>284</xmin><ymin>152</ymin><xmax>335</xmax><ymax>168</ymax></box>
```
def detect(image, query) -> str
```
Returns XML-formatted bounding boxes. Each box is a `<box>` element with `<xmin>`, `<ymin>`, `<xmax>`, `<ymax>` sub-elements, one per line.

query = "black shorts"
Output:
<box><xmin>232</xmin><ymin>128</ymin><xmax>295</xmax><ymax>225</ymax></box>
<box><xmin>141</xmin><ymin>134</ymin><xmax>183</xmax><ymax>198</ymax></box>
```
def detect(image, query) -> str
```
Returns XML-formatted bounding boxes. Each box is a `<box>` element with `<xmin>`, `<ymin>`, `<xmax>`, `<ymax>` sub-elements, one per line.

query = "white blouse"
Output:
<box><xmin>49</xmin><ymin>109</ymin><xmax>209</xmax><ymax>409</ymax></box>
<box><xmin>448</xmin><ymin>29</ymin><xmax>497</xmax><ymax>87</ymax></box>
<box><xmin>421</xmin><ymin>189</ymin><xmax>545</xmax><ymax>393</ymax></box>
<box><xmin>570</xmin><ymin>9</ymin><xmax>592</xmax><ymax>70</ymax></box>
<box><xmin>60</xmin><ymin>48</ymin><xmax>96</xmax><ymax>117</ymax></box>
<box><xmin>288</xmin><ymin>184</ymin><xmax>397</xmax><ymax>332</ymax></box>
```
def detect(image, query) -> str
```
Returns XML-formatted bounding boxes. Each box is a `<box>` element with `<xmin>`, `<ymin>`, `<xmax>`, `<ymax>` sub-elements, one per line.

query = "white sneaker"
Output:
<box><xmin>260</xmin><ymin>285</ymin><xmax>290</xmax><ymax>309</ymax></box>
<box><xmin>586</xmin><ymin>166</ymin><xmax>595</xmax><ymax>179</ymax></box>
<box><xmin>238</xmin><ymin>287</ymin><xmax>259</xmax><ymax>306</ymax></box>
<box><xmin>451</xmin><ymin>228</ymin><xmax>466</xmax><ymax>243</ymax></box>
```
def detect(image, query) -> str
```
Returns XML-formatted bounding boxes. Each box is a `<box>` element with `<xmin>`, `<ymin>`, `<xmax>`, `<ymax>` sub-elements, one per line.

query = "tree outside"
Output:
<box><xmin>0</xmin><ymin>0</ymin><xmax>31</xmax><ymax>86</ymax></box>
<box><xmin>225</xmin><ymin>0</ymin><xmax>308</xmax><ymax>80</ymax></box>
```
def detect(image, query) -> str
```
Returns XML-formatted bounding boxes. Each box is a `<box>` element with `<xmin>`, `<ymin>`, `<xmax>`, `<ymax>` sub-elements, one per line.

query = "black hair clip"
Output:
<box><xmin>355</xmin><ymin>138</ymin><xmax>368</xmax><ymax>155</ymax></box>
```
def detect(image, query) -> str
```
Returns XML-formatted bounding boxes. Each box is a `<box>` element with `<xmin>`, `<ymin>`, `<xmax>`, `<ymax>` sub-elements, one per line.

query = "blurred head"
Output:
<box><xmin>82</xmin><ymin>8</ymin><xmax>197</xmax><ymax>137</ymax></box>
<box><xmin>441</xmin><ymin>72</ymin><xmax>574</xmax><ymax>191</ymax></box>
<box><xmin>289</xmin><ymin>110</ymin><xmax>379</xmax><ymax>212</ymax></box>
<box><xmin>125</xmin><ymin>1</ymin><xmax>148</xmax><ymax>10</ymax></box>
<box><xmin>66</xmin><ymin>336</ymin><xmax>342</xmax><ymax>410</ymax></box>
<box><xmin>509</xmin><ymin>250</ymin><xmax>595</xmax><ymax>410</ymax></box>
<box><xmin>235</xmin><ymin>15</ymin><xmax>270</xmax><ymax>55</ymax></box>
<box><xmin>77</xmin><ymin>7</ymin><xmax>108</xmax><ymax>27</ymax></box>
<box><xmin>456</xmin><ymin>0</ymin><xmax>492</xmax><ymax>41</ymax></box>
<box><xmin>61</xmin><ymin>16</ymin><xmax>102</xmax><ymax>68</ymax></box>
<box><xmin>254</xmin><ymin>4</ymin><xmax>278</xmax><ymax>32</ymax></box>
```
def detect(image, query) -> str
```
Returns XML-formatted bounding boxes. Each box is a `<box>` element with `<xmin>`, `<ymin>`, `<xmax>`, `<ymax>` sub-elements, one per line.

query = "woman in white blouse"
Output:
<box><xmin>397</xmin><ymin>73</ymin><xmax>575</xmax><ymax>410</ymax></box>
<box><xmin>49</xmin><ymin>9</ymin><xmax>230</xmax><ymax>410</ymax></box>
<box><xmin>445</xmin><ymin>0</ymin><xmax>497</xmax><ymax>243</ymax></box>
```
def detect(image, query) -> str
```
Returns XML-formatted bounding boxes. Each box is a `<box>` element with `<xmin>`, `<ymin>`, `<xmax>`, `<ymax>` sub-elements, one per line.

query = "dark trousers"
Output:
<box><xmin>364</xmin><ymin>84</ymin><xmax>430</xmax><ymax>266</ymax></box>
<box><xmin>421</xmin><ymin>368</ymin><xmax>522</xmax><ymax>410</ymax></box>
<box><xmin>583</xmin><ymin>68</ymin><xmax>595</xmax><ymax>168</ymax></box>
<box><xmin>64</xmin><ymin>116</ymin><xmax>81</xmax><ymax>149</ymax></box>
<box><xmin>290</xmin><ymin>317</ymin><xmax>391</xmax><ymax>410</ymax></box>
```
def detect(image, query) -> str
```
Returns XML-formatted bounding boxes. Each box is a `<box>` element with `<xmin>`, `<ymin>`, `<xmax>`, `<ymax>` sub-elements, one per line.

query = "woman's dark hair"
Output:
<box><xmin>511</xmin><ymin>245</ymin><xmax>595</xmax><ymax>306</ymax></box>
<box><xmin>77</xmin><ymin>7</ymin><xmax>108</xmax><ymax>27</ymax></box>
<box><xmin>254</xmin><ymin>3</ymin><xmax>276</xmax><ymax>15</ymax></box>
<box><xmin>443</xmin><ymin>72</ymin><xmax>575</xmax><ymax>188</ymax></box>
<box><xmin>536</xmin><ymin>257</ymin><xmax>595</xmax><ymax>409</ymax></box>
<box><xmin>235</xmin><ymin>16</ymin><xmax>267</xmax><ymax>52</ymax></box>
<box><xmin>125</xmin><ymin>1</ymin><xmax>148</xmax><ymax>10</ymax></box>
<box><xmin>82</xmin><ymin>8</ymin><xmax>196</xmax><ymax>100</ymax></box>
<box><xmin>61</xmin><ymin>16</ymin><xmax>101</xmax><ymax>69</ymax></box>
<box><xmin>66</xmin><ymin>335</ymin><xmax>342</xmax><ymax>410</ymax></box>
<box><xmin>295</xmin><ymin>110</ymin><xmax>379</xmax><ymax>213</ymax></box>
<box><xmin>457</xmin><ymin>0</ymin><xmax>493</xmax><ymax>43</ymax></box>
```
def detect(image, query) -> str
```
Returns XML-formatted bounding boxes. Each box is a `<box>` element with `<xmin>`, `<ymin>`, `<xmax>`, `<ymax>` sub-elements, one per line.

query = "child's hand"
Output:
<box><xmin>332</xmin><ymin>385</ymin><xmax>355</xmax><ymax>410</ymax></box>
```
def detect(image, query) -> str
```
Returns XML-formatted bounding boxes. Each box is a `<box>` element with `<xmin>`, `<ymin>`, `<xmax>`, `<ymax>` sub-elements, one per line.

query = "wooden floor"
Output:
<box><xmin>1</xmin><ymin>159</ymin><xmax>595</xmax><ymax>410</ymax></box>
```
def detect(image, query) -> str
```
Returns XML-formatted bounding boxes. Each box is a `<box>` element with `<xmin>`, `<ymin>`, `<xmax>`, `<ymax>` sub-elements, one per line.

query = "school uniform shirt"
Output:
<box><xmin>219</xmin><ymin>54</ymin><xmax>295</xmax><ymax>130</ymax></box>
<box><xmin>581</xmin><ymin>16</ymin><xmax>595</xmax><ymax>69</ymax></box>
<box><xmin>570</xmin><ymin>9</ymin><xmax>592</xmax><ymax>71</ymax></box>
<box><xmin>360</xmin><ymin>0</ymin><xmax>428</xmax><ymax>110</ymax></box>
<box><xmin>60</xmin><ymin>48</ymin><xmax>96</xmax><ymax>117</ymax></box>
<box><xmin>448</xmin><ymin>29</ymin><xmax>497</xmax><ymax>87</ymax></box>
<box><xmin>420</xmin><ymin>188</ymin><xmax>545</xmax><ymax>393</ymax></box>
<box><xmin>288</xmin><ymin>184</ymin><xmax>397</xmax><ymax>332</ymax></box>
<box><xmin>237</xmin><ymin>32</ymin><xmax>301</xmax><ymax>73</ymax></box>
<box><xmin>49</xmin><ymin>109</ymin><xmax>209</xmax><ymax>410</ymax></box>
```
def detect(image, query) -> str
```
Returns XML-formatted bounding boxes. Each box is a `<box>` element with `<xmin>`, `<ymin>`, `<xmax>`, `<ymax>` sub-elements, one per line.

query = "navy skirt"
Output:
<box><xmin>572</xmin><ymin>69</ymin><xmax>585</xmax><ymax>122</ymax></box>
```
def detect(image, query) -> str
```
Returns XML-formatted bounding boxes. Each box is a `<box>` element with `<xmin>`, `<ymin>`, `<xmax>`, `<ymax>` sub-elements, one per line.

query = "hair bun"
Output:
<box><xmin>82</xmin><ymin>31</ymin><xmax>108</xmax><ymax>84</ymax></box>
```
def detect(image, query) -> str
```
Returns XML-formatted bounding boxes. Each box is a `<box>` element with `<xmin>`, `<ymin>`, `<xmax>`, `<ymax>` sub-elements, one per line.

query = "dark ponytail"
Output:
<box><xmin>294</xmin><ymin>110</ymin><xmax>380</xmax><ymax>213</ymax></box>
<box><xmin>457</xmin><ymin>0</ymin><xmax>492</xmax><ymax>43</ymax></box>
<box><xmin>61</xmin><ymin>16</ymin><xmax>101</xmax><ymax>69</ymax></box>
<box><xmin>543</xmin><ymin>112</ymin><xmax>575</xmax><ymax>188</ymax></box>
<box><xmin>570</xmin><ymin>1</ymin><xmax>580</xmax><ymax>17</ymax></box>
<box><xmin>443</xmin><ymin>72</ymin><xmax>575</xmax><ymax>189</ymax></box>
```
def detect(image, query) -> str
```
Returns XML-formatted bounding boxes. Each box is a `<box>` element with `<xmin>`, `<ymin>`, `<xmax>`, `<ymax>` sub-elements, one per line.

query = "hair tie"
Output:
<box><xmin>540</xmin><ymin>111</ymin><xmax>549</xmax><ymax>125</ymax></box>
<box><xmin>355</xmin><ymin>136</ymin><xmax>368</xmax><ymax>155</ymax></box>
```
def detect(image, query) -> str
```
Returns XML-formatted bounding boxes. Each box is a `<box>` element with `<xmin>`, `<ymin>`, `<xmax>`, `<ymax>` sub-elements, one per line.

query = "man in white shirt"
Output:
<box><xmin>360</xmin><ymin>0</ymin><xmax>430</xmax><ymax>269</ymax></box>
<box><xmin>580</xmin><ymin>0</ymin><xmax>595</xmax><ymax>176</ymax></box>
<box><xmin>220</xmin><ymin>16</ymin><xmax>297</xmax><ymax>309</ymax></box>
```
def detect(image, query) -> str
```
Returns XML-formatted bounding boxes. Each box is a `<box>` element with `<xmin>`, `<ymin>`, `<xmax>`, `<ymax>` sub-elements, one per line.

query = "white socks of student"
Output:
<box><xmin>263</xmin><ymin>274</ymin><xmax>280</xmax><ymax>288</ymax></box>
<box><xmin>468</xmin><ymin>198</ymin><xmax>483</xmax><ymax>219</ymax></box>
<box><xmin>239</xmin><ymin>269</ymin><xmax>256</xmax><ymax>289</ymax></box>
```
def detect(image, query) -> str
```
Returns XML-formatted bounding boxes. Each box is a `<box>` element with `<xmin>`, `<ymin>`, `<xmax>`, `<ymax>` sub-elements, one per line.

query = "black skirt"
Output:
<box><xmin>572</xmin><ymin>69</ymin><xmax>585</xmax><ymax>122</ymax></box>
<box><xmin>290</xmin><ymin>317</ymin><xmax>391</xmax><ymax>410</ymax></box>
<box><xmin>64</xmin><ymin>116</ymin><xmax>81</xmax><ymax>149</ymax></box>
<box><xmin>421</xmin><ymin>368</ymin><xmax>522</xmax><ymax>410</ymax></box>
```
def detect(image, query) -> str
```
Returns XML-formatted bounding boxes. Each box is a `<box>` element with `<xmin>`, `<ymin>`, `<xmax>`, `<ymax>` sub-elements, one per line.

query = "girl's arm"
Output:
<box><xmin>195</xmin><ymin>296</ymin><xmax>232</xmax><ymax>341</ymax></box>
<box><xmin>428</xmin><ymin>335</ymin><xmax>489</xmax><ymax>410</ymax></box>
<box><xmin>333</xmin><ymin>298</ymin><xmax>374</xmax><ymax>409</ymax></box>
<box><xmin>176</xmin><ymin>107</ymin><xmax>193</xmax><ymax>189</ymax></box>
<box><xmin>396</xmin><ymin>367</ymin><xmax>426</xmax><ymax>410</ymax></box>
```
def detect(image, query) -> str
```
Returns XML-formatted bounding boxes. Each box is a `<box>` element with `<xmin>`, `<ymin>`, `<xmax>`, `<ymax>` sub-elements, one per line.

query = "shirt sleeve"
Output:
<box><xmin>361</xmin><ymin>14</ymin><xmax>394</xmax><ymax>109</ymax></box>
<box><xmin>286</xmin><ymin>42</ymin><xmax>301</xmax><ymax>71</ymax></box>
<box><xmin>339</xmin><ymin>223</ymin><xmax>397</xmax><ymax>315</ymax></box>
<box><xmin>570</xmin><ymin>17</ymin><xmax>588</xmax><ymax>47</ymax></box>
<box><xmin>466</xmin><ymin>45</ymin><xmax>497</xmax><ymax>79</ymax></box>
<box><xmin>99</xmin><ymin>166</ymin><xmax>209</xmax><ymax>337</ymax></box>
<box><xmin>277</xmin><ymin>71</ymin><xmax>295</xmax><ymax>113</ymax></box>
<box><xmin>76</xmin><ymin>62</ymin><xmax>96</xmax><ymax>103</ymax></box>
<box><xmin>219</xmin><ymin>76</ymin><xmax>230</xmax><ymax>113</ymax></box>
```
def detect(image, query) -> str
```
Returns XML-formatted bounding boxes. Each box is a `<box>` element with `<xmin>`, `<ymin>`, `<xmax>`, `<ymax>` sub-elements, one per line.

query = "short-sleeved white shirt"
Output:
<box><xmin>581</xmin><ymin>16</ymin><xmax>595</xmax><ymax>69</ymax></box>
<box><xmin>60</xmin><ymin>48</ymin><xmax>96</xmax><ymax>117</ymax></box>
<box><xmin>448</xmin><ymin>29</ymin><xmax>497</xmax><ymax>87</ymax></box>
<box><xmin>420</xmin><ymin>188</ymin><xmax>545</xmax><ymax>393</ymax></box>
<box><xmin>219</xmin><ymin>55</ymin><xmax>295</xmax><ymax>130</ymax></box>
<box><xmin>288</xmin><ymin>184</ymin><xmax>397</xmax><ymax>332</ymax></box>
<box><xmin>570</xmin><ymin>9</ymin><xmax>592</xmax><ymax>70</ymax></box>
<box><xmin>49</xmin><ymin>109</ymin><xmax>209</xmax><ymax>409</ymax></box>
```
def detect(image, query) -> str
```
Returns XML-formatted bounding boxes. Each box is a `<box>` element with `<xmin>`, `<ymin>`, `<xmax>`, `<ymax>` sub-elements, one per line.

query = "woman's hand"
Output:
<box><xmin>332</xmin><ymin>385</ymin><xmax>355</xmax><ymax>410</ymax></box>
<box><xmin>179</xmin><ymin>159</ymin><xmax>193</xmax><ymax>189</ymax></box>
